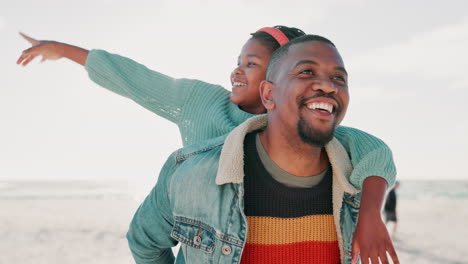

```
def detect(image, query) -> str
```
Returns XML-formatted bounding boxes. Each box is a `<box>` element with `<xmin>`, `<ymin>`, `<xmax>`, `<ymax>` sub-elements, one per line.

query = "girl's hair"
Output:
<box><xmin>250</xmin><ymin>26</ymin><xmax>306</xmax><ymax>52</ymax></box>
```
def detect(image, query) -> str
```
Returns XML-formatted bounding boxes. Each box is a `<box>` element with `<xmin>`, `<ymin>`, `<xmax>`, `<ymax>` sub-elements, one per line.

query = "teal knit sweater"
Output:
<box><xmin>85</xmin><ymin>50</ymin><xmax>396</xmax><ymax>189</ymax></box>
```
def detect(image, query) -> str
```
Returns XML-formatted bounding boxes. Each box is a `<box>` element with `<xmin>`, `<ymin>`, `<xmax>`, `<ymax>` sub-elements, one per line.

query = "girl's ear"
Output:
<box><xmin>259</xmin><ymin>80</ymin><xmax>275</xmax><ymax>111</ymax></box>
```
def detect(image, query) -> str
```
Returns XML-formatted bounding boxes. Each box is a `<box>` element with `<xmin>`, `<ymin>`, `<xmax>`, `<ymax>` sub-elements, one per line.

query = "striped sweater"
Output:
<box><xmin>241</xmin><ymin>132</ymin><xmax>340</xmax><ymax>264</ymax></box>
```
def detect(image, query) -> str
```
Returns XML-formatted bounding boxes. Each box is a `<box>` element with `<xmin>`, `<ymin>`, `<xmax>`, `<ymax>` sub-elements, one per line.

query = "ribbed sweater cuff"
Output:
<box><xmin>84</xmin><ymin>49</ymin><xmax>124</xmax><ymax>96</ymax></box>
<box><xmin>349</xmin><ymin>146</ymin><xmax>397</xmax><ymax>190</ymax></box>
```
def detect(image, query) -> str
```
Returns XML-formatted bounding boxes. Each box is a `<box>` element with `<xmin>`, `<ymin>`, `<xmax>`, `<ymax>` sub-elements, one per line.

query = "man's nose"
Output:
<box><xmin>311</xmin><ymin>77</ymin><xmax>338</xmax><ymax>94</ymax></box>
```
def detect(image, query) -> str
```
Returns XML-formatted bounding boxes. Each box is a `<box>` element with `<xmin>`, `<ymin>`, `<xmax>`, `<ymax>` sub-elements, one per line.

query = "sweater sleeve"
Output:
<box><xmin>334</xmin><ymin>126</ymin><xmax>396</xmax><ymax>190</ymax></box>
<box><xmin>85</xmin><ymin>49</ymin><xmax>197</xmax><ymax>123</ymax></box>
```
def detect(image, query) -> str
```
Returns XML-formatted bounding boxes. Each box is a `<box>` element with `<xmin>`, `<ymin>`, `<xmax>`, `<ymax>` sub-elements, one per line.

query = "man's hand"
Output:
<box><xmin>352</xmin><ymin>176</ymin><xmax>399</xmax><ymax>264</ymax></box>
<box><xmin>17</xmin><ymin>32</ymin><xmax>89</xmax><ymax>66</ymax></box>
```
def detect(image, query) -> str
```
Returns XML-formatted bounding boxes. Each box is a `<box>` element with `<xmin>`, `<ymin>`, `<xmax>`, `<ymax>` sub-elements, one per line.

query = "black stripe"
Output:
<box><xmin>243</xmin><ymin>132</ymin><xmax>333</xmax><ymax>218</ymax></box>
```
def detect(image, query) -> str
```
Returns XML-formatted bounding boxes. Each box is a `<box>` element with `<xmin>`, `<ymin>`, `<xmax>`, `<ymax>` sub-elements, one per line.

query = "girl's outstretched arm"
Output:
<box><xmin>17</xmin><ymin>33</ymin><xmax>88</xmax><ymax>66</ymax></box>
<box><xmin>16</xmin><ymin>33</ymin><xmax>239</xmax><ymax>146</ymax></box>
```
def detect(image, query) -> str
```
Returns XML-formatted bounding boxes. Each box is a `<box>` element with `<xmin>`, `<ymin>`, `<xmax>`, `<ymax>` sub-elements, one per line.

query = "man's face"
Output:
<box><xmin>268</xmin><ymin>41</ymin><xmax>349</xmax><ymax>147</ymax></box>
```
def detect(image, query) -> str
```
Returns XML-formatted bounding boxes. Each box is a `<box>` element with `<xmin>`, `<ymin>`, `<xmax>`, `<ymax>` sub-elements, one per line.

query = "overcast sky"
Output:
<box><xmin>1</xmin><ymin>0</ymin><xmax>467</xmax><ymax>184</ymax></box>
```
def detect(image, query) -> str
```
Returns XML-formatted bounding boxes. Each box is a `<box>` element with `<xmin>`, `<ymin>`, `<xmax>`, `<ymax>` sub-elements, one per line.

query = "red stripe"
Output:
<box><xmin>240</xmin><ymin>241</ymin><xmax>340</xmax><ymax>264</ymax></box>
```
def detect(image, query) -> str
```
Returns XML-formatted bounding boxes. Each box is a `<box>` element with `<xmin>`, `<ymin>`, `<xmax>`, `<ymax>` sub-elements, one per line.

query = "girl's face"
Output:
<box><xmin>230</xmin><ymin>39</ymin><xmax>272</xmax><ymax>114</ymax></box>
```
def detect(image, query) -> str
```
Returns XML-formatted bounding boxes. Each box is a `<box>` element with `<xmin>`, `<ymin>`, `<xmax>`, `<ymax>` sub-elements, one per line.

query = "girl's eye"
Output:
<box><xmin>247</xmin><ymin>62</ymin><xmax>256</xmax><ymax>67</ymax></box>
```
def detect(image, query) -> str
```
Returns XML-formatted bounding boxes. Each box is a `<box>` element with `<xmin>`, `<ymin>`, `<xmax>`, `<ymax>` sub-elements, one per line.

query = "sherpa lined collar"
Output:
<box><xmin>215</xmin><ymin>114</ymin><xmax>358</xmax><ymax>195</ymax></box>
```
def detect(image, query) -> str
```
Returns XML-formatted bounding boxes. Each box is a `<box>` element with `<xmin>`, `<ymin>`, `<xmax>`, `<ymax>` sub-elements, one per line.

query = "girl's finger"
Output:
<box><xmin>369</xmin><ymin>255</ymin><xmax>379</xmax><ymax>264</ymax></box>
<box><xmin>19</xmin><ymin>32</ymin><xmax>39</xmax><ymax>45</ymax></box>
<box><xmin>17</xmin><ymin>54</ymin><xmax>27</xmax><ymax>65</ymax></box>
<box><xmin>379</xmin><ymin>252</ymin><xmax>390</xmax><ymax>264</ymax></box>
<box><xmin>360</xmin><ymin>255</ymin><xmax>369</xmax><ymax>264</ymax></box>
<box><xmin>388</xmin><ymin>245</ymin><xmax>400</xmax><ymax>264</ymax></box>
<box><xmin>17</xmin><ymin>50</ymin><xmax>33</xmax><ymax>65</ymax></box>
<box><xmin>22</xmin><ymin>54</ymin><xmax>37</xmax><ymax>66</ymax></box>
<box><xmin>351</xmin><ymin>240</ymin><xmax>359</xmax><ymax>263</ymax></box>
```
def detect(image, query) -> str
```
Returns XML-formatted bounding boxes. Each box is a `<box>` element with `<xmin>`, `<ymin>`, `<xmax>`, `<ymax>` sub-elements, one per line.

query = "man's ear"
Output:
<box><xmin>260</xmin><ymin>80</ymin><xmax>275</xmax><ymax>111</ymax></box>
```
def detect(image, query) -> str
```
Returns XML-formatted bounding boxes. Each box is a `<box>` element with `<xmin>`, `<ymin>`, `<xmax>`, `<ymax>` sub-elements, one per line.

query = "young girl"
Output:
<box><xmin>18</xmin><ymin>26</ymin><xmax>399</xmax><ymax>263</ymax></box>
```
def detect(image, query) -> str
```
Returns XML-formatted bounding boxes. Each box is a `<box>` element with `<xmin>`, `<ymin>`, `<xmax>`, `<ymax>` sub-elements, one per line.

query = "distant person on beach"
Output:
<box><xmin>126</xmin><ymin>35</ymin><xmax>399</xmax><ymax>264</ymax></box>
<box><xmin>18</xmin><ymin>27</ymin><xmax>397</xmax><ymax>262</ymax></box>
<box><xmin>385</xmin><ymin>181</ymin><xmax>400</xmax><ymax>237</ymax></box>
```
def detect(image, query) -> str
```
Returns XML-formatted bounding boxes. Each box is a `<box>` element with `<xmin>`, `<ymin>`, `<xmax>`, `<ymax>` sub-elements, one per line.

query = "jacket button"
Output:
<box><xmin>222</xmin><ymin>245</ymin><xmax>232</xmax><ymax>255</ymax></box>
<box><xmin>193</xmin><ymin>236</ymin><xmax>202</xmax><ymax>246</ymax></box>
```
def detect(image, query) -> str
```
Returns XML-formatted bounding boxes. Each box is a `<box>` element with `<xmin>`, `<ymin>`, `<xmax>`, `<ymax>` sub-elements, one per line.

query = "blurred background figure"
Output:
<box><xmin>384</xmin><ymin>181</ymin><xmax>400</xmax><ymax>238</ymax></box>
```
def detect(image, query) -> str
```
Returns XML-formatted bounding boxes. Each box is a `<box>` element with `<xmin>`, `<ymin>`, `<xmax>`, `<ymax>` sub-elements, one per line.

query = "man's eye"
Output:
<box><xmin>300</xmin><ymin>69</ymin><xmax>314</xmax><ymax>75</ymax></box>
<box><xmin>332</xmin><ymin>75</ymin><xmax>346</xmax><ymax>83</ymax></box>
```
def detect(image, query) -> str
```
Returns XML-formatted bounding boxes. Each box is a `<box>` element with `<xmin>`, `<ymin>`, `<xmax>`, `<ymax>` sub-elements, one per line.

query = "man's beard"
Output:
<box><xmin>296</xmin><ymin>93</ymin><xmax>340</xmax><ymax>147</ymax></box>
<box><xmin>297</xmin><ymin>114</ymin><xmax>336</xmax><ymax>147</ymax></box>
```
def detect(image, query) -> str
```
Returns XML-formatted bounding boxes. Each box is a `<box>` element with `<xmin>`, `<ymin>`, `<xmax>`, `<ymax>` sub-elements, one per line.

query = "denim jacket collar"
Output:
<box><xmin>216</xmin><ymin>115</ymin><xmax>358</xmax><ymax>194</ymax></box>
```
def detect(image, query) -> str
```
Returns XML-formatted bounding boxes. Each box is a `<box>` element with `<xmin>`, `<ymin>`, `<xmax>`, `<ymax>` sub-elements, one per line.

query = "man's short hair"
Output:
<box><xmin>266</xmin><ymin>35</ymin><xmax>336</xmax><ymax>81</ymax></box>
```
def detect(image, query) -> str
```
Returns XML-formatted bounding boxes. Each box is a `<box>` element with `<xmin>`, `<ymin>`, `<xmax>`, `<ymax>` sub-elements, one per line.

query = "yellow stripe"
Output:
<box><xmin>246</xmin><ymin>215</ymin><xmax>337</xmax><ymax>244</ymax></box>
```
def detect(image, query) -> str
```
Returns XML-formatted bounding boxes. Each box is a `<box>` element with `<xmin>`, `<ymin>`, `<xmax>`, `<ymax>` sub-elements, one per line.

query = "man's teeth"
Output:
<box><xmin>306</xmin><ymin>102</ymin><xmax>334</xmax><ymax>113</ymax></box>
<box><xmin>233</xmin><ymin>82</ymin><xmax>246</xmax><ymax>87</ymax></box>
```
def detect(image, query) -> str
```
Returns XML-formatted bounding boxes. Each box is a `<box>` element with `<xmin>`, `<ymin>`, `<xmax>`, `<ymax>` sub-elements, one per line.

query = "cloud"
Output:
<box><xmin>0</xmin><ymin>16</ymin><xmax>5</xmax><ymax>29</ymax></box>
<box><xmin>348</xmin><ymin>19</ymin><xmax>468</xmax><ymax>87</ymax></box>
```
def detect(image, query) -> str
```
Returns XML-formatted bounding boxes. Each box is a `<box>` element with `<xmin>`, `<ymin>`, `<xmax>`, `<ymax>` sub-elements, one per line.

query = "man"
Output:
<box><xmin>127</xmin><ymin>35</ymin><xmax>399</xmax><ymax>264</ymax></box>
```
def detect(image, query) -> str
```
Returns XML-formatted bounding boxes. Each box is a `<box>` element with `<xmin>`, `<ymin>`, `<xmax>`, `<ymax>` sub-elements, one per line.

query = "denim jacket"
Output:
<box><xmin>127</xmin><ymin>115</ymin><xmax>362</xmax><ymax>264</ymax></box>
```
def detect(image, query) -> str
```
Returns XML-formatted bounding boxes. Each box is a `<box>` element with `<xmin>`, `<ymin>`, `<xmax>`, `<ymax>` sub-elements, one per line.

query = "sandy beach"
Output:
<box><xmin>0</xmin><ymin>199</ymin><xmax>139</xmax><ymax>264</ymax></box>
<box><xmin>0</xmin><ymin>181</ymin><xmax>467</xmax><ymax>264</ymax></box>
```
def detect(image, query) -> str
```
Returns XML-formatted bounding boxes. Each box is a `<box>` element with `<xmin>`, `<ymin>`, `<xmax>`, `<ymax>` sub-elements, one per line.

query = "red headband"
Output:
<box><xmin>256</xmin><ymin>27</ymin><xmax>289</xmax><ymax>46</ymax></box>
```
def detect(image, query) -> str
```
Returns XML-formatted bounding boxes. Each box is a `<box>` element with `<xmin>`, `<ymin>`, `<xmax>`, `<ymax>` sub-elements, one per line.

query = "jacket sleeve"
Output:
<box><xmin>85</xmin><ymin>49</ymin><xmax>198</xmax><ymax>124</ymax></box>
<box><xmin>127</xmin><ymin>151</ymin><xmax>179</xmax><ymax>264</ymax></box>
<box><xmin>334</xmin><ymin>126</ymin><xmax>396</xmax><ymax>190</ymax></box>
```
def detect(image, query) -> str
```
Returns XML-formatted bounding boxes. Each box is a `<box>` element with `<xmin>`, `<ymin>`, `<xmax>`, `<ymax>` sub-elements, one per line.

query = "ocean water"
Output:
<box><xmin>0</xmin><ymin>180</ymin><xmax>144</xmax><ymax>201</ymax></box>
<box><xmin>395</xmin><ymin>180</ymin><xmax>468</xmax><ymax>201</ymax></box>
<box><xmin>1</xmin><ymin>179</ymin><xmax>467</xmax><ymax>201</ymax></box>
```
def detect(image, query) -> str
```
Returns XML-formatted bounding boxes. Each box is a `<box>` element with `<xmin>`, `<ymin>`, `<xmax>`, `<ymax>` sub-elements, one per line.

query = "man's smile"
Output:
<box><xmin>299</xmin><ymin>96</ymin><xmax>340</xmax><ymax>121</ymax></box>
<box><xmin>306</xmin><ymin>102</ymin><xmax>333</xmax><ymax>113</ymax></box>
